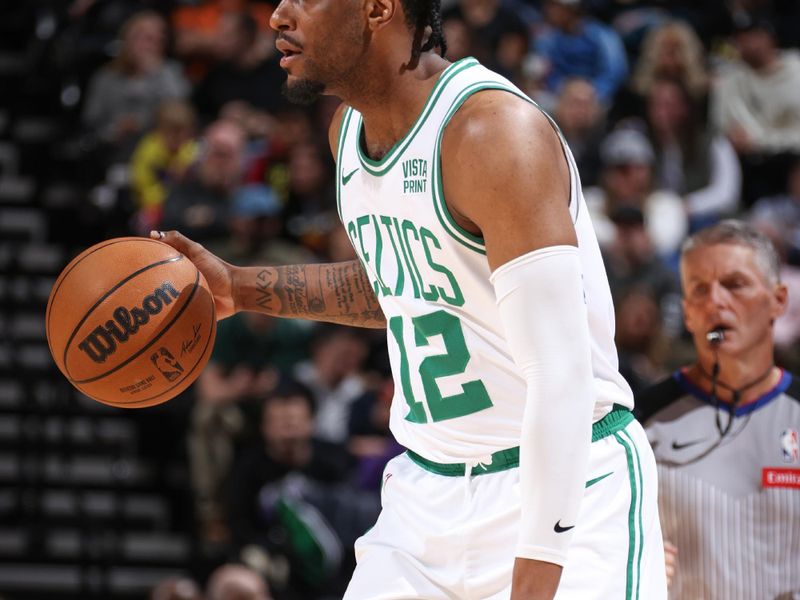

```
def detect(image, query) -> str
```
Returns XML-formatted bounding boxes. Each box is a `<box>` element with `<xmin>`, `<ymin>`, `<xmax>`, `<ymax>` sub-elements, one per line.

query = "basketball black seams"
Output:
<box><xmin>61</xmin><ymin>255</ymin><xmax>185</xmax><ymax>375</ymax></box>
<box><xmin>46</xmin><ymin>237</ymin><xmax>181</xmax><ymax>336</ymax></box>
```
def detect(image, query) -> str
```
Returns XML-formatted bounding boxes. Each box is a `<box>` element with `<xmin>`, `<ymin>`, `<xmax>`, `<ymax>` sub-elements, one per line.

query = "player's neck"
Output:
<box><xmin>690</xmin><ymin>351</ymin><xmax>779</xmax><ymax>406</ymax></box>
<box><xmin>347</xmin><ymin>53</ymin><xmax>449</xmax><ymax>161</ymax></box>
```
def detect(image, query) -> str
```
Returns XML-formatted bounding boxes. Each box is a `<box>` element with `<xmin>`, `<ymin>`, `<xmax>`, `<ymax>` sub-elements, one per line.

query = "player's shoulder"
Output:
<box><xmin>443</xmin><ymin>89</ymin><xmax>554</xmax><ymax>149</ymax></box>
<box><xmin>634</xmin><ymin>373</ymin><xmax>685</xmax><ymax>425</ymax></box>
<box><xmin>440</xmin><ymin>88</ymin><xmax>563</xmax><ymax>190</ymax></box>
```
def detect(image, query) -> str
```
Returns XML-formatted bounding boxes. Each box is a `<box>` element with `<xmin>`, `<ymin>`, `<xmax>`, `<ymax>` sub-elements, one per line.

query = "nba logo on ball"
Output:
<box><xmin>151</xmin><ymin>347</ymin><xmax>184</xmax><ymax>382</ymax></box>
<box><xmin>781</xmin><ymin>429</ymin><xmax>799</xmax><ymax>463</ymax></box>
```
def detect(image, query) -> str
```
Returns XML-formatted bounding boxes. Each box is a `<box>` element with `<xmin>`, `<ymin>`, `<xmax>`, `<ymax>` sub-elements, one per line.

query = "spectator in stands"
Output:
<box><xmin>193</xmin><ymin>11</ymin><xmax>287</xmax><ymax>122</ymax></box>
<box><xmin>552</xmin><ymin>77</ymin><xmax>605</xmax><ymax>186</ymax></box>
<box><xmin>150</xmin><ymin>576</ymin><xmax>203</xmax><ymax>600</ymax></box>
<box><xmin>602</xmin><ymin>205</ymin><xmax>683</xmax><ymax>336</ymax></box>
<box><xmin>130</xmin><ymin>99</ymin><xmax>198</xmax><ymax>233</ymax></box>
<box><xmin>161</xmin><ymin>119</ymin><xmax>246</xmax><ymax>243</ymax></box>
<box><xmin>283</xmin><ymin>141</ymin><xmax>337</xmax><ymax>252</ymax></box>
<box><xmin>749</xmin><ymin>161</ymin><xmax>800</xmax><ymax>360</ymax></box>
<box><xmin>243</xmin><ymin>108</ymin><xmax>315</xmax><ymax>203</ymax></box>
<box><xmin>294</xmin><ymin>326</ymin><xmax>368</xmax><ymax>445</ymax></box>
<box><xmin>711</xmin><ymin>11</ymin><xmax>800</xmax><ymax>204</ymax></box>
<box><xmin>629</xmin><ymin>20</ymin><xmax>709</xmax><ymax>109</ymax></box>
<box><xmin>227</xmin><ymin>381</ymin><xmax>351</xmax><ymax>582</ymax></box>
<box><xmin>449</xmin><ymin>0</ymin><xmax>529</xmax><ymax>80</ymax></box>
<box><xmin>81</xmin><ymin>10</ymin><xmax>189</xmax><ymax>158</ymax></box>
<box><xmin>189</xmin><ymin>309</ymin><xmax>311</xmax><ymax>545</ymax></box>
<box><xmin>585</xmin><ymin>126</ymin><xmax>688</xmax><ymax>260</ymax></box>
<box><xmin>637</xmin><ymin>220</ymin><xmax>800</xmax><ymax>599</ymax></box>
<box><xmin>615</xmin><ymin>288</ymin><xmax>668</xmax><ymax>396</ymax></box>
<box><xmin>348</xmin><ymin>375</ymin><xmax>404</xmax><ymax>491</ymax></box>
<box><xmin>442</xmin><ymin>12</ymin><xmax>472</xmax><ymax>62</ymax></box>
<box><xmin>58</xmin><ymin>0</ymin><xmax>175</xmax><ymax>88</ymax></box>
<box><xmin>535</xmin><ymin>0</ymin><xmax>628</xmax><ymax>105</ymax></box>
<box><xmin>171</xmin><ymin>0</ymin><xmax>274</xmax><ymax>83</ymax></box>
<box><xmin>646</xmin><ymin>77</ymin><xmax>741</xmax><ymax>229</ymax></box>
<box><xmin>207</xmin><ymin>563</ymin><xmax>272</xmax><ymax>600</ymax></box>
<box><xmin>209</xmin><ymin>183</ymin><xmax>314</xmax><ymax>266</ymax></box>
<box><xmin>750</xmin><ymin>157</ymin><xmax>800</xmax><ymax>266</ymax></box>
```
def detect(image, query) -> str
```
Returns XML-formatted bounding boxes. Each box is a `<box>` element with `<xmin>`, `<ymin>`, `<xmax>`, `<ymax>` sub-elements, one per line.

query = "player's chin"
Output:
<box><xmin>281</xmin><ymin>78</ymin><xmax>326</xmax><ymax>106</ymax></box>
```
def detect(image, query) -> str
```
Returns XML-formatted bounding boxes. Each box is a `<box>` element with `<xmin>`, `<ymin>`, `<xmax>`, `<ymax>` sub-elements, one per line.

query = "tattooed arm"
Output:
<box><xmin>237</xmin><ymin>262</ymin><xmax>386</xmax><ymax>328</ymax></box>
<box><xmin>153</xmin><ymin>231</ymin><xmax>386</xmax><ymax>328</ymax></box>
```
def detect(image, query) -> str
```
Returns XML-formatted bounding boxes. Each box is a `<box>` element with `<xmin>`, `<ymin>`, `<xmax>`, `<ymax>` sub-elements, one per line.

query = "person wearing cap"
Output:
<box><xmin>711</xmin><ymin>10</ymin><xmax>800</xmax><ymax>203</ymax></box>
<box><xmin>636</xmin><ymin>220</ymin><xmax>800</xmax><ymax>599</ymax></box>
<box><xmin>535</xmin><ymin>0</ymin><xmax>628</xmax><ymax>105</ymax></box>
<box><xmin>584</xmin><ymin>126</ymin><xmax>688</xmax><ymax>260</ymax></box>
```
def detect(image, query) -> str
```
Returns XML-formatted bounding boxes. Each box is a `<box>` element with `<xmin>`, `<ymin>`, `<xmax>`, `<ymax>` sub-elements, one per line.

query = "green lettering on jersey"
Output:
<box><xmin>420</xmin><ymin>227</ymin><xmax>465</xmax><ymax>307</ymax></box>
<box><xmin>371</xmin><ymin>215</ymin><xmax>392</xmax><ymax>297</ymax></box>
<box><xmin>402</xmin><ymin>159</ymin><xmax>428</xmax><ymax>195</ymax></box>
<box><xmin>389</xmin><ymin>316</ymin><xmax>427</xmax><ymax>423</ymax></box>
<box><xmin>393</xmin><ymin>217</ymin><xmax>421</xmax><ymax>299</ymax></box>
<box><xmin>380</xmin><ymin>215</ymin><xmax>405</xmax><ymax>296</ymax></box>
<box><xmin>388</xmin><ymin>311</ymin><xmax>494</xmax><ymax>423</ymax></box>
<box><xmin>413</xmin><ymin>310</ymin><xmax>493</xmax><ymax>421</ymax></box>
<box><xmin>355</xmin><ymin>215</ymin><xmax>371</xmax><ymax>263</ymax></box>
<box><xmin>401</xmin><ymin>220</ymin><xmax>439</xmax><ymax>302</ymax></box>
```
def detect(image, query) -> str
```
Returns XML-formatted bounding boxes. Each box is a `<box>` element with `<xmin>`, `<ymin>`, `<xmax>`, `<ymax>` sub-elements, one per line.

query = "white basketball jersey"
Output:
<box><xmin>336</xmin><ymin>58</ymin><xmax>632</xmax><ymax>462</ymax></box>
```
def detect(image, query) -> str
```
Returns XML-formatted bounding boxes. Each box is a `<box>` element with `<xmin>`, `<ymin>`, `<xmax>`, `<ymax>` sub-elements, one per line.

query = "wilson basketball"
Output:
<box><xmin>46</xmin><ymin>237</ymin><xmax>217</xmax><ymax>408</ymax></box>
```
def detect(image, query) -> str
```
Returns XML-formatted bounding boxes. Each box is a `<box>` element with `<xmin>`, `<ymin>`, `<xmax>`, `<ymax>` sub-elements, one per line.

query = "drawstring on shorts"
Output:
<box><xmin>463</xmin><ymin>456</ymin><xmax>493</xmax><ymax>503</ymax></box>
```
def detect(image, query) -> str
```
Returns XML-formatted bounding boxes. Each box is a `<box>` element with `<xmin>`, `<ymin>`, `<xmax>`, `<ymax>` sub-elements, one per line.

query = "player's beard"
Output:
<box><xmin>282</xmin><ymin>79</ymin><xmax>326</xmax><ymax>106</ymax></box>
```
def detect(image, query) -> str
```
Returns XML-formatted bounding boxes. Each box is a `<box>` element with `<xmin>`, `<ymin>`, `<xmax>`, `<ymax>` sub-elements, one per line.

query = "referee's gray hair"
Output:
<box><xmin>681</xmin><ymin>219</ymin><xmax>781</xmax><ymax>284</ymax></box>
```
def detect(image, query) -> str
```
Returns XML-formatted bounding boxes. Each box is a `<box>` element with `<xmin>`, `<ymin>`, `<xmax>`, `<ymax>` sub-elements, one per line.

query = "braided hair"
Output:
<box><xmin>401</xmin><ymin>0</ymin><xmax>447</xmax><ymax>63</ymax></box>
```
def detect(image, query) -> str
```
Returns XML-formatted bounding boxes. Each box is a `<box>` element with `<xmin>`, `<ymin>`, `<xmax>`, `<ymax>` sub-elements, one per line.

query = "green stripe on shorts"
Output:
<box><xmin>621</xmin><ymin>428</ymin><xmax>645</xmax><ymax>600</ymax></box>
<box><xmin>614</xmin><ymin>429</ymin><xmax>643</xmax><ymax>600</ymax></box>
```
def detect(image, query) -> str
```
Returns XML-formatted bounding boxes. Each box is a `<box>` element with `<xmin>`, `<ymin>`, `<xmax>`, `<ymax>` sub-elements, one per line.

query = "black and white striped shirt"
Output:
<box><xmin>638</xmin><ymin>370</ymin><xmax>800</xmax><ymax>600</ymax></box>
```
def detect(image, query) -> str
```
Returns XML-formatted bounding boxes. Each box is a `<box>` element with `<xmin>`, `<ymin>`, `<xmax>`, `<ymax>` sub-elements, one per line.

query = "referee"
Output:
<box><xmin>637</xmin><ymin>221</ymin><xmax>800</xmax><ymax>599</ymax></box>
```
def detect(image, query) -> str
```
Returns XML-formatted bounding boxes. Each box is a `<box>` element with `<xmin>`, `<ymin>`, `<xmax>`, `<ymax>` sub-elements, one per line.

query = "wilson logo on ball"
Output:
<box><xmin>78</xmin><ymin>282</ymin><xmax>181</xmax><ymax>363</ymax></box>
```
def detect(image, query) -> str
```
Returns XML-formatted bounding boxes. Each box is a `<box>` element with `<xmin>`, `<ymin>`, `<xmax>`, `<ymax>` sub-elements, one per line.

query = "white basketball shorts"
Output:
<box><xmin>343</xmin><ymin>409</ymin><xmax>667</xmax><ymax>599</ymax></box>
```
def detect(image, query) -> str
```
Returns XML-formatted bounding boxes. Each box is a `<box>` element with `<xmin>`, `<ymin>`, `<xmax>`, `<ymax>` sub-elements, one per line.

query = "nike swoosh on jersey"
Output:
<box><xmin>554</xmin><ymin>520</ymin><xmax>575</xmax><ymax>533</ymax></box>
<box><xmin>671</xmin><ymin>438</ymin><xmax>708</xmax><ymax>450</ymax></box>
<box><xmin>342</xmin><ymin>168</ymin><xmax>359</xmax><ymax>185</ymax></box>
<box><xmin>585</xmin><ymin>471</ymin><xmax>614</xmax><ymax>488</ymax></box>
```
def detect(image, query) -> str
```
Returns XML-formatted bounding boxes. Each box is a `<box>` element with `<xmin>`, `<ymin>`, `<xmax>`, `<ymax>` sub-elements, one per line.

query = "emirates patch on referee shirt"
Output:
<box><xmin>762</xmin><ymin>468</ymin><xmax>800</xmax><ymax>489</ymax></box>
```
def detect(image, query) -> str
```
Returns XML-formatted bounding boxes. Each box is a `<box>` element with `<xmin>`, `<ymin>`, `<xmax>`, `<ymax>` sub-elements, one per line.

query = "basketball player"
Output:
<box><xmin>155</xmin><ymin>1</ymin><xmax>667</xmax><ymax>597</ymax></box>
<box><xmin>637</xmin><ymin>221</ymin><xmax>800</xmax><ymax>598</ymax></box>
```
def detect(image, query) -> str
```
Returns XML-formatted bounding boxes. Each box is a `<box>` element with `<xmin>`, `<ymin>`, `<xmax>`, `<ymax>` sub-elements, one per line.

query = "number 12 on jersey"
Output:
<box><xmin>388</xmin><ymin>310</ymin><xmax>494</xmax><ymax>423</ymax></box>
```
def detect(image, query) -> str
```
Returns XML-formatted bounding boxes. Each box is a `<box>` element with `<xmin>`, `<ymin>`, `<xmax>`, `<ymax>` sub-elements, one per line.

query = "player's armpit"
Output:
<box><xmin>440</xmin><ymin>90</ymin><xmax>575</xmax><ymax>271</ymax></box>
<box><xmin>235</xmin><ymin>261</ymin><xmax>386</xmax><ymax>329</ymax></box>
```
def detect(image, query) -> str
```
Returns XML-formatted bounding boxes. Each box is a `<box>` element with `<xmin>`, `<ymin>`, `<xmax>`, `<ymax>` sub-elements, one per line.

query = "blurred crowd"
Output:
<box><xmin>23</xmin><ymin>0</ymin><xmax>800</xmax><ymax>597</ymax></box>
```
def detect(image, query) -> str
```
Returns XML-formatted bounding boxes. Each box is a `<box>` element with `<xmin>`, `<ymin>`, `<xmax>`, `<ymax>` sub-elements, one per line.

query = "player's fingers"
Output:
<box><xmin>150</xmin><ymin>230</ymin><xmax>204</xmax><ymax>258</ymax></box>
<box><xmin>664</xmin><ymin>541</ymin><xmax>678</xmax><ymax>556</ymax></box>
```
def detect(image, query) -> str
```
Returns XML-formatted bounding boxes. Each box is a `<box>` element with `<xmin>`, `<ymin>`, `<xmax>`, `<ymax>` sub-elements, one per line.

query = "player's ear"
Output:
<box><xmin>366</xmin><ymin>0</ymin><xmax>397</xmax><ymax>32</ymax></box>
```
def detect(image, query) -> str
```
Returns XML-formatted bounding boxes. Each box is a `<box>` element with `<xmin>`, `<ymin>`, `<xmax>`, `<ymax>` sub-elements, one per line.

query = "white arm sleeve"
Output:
<box><xmin>490</xmin><ymin>245</ymin><xmax>595</xmax><ymax>565</ymax></box>
<box><xmin>684</xmin><ymin>136</ymin><xmax>741</xmax><ymax>218</ymax></box>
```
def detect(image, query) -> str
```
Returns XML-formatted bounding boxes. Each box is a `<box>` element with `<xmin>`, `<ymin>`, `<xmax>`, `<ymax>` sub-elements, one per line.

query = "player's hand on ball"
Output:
<box><xmin>151</xmin><ymin>230</ymin><xmax>237</xmax><ymax>319</ymax></box>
